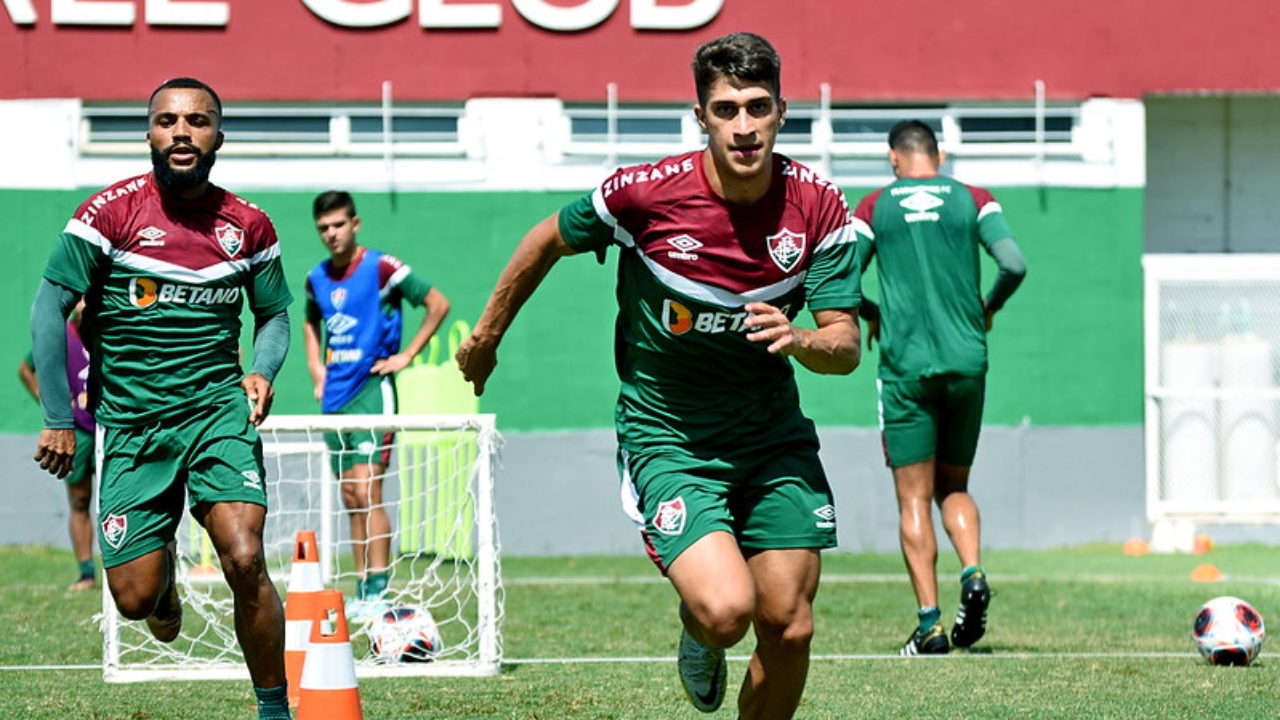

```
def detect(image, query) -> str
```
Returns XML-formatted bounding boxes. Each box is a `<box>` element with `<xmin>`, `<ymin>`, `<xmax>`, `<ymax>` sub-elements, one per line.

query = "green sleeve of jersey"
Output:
<box><xmin>805</xmin><ymin>238</ymin><xmax>862</xmax><ymax>312</ymax></box>
<box><xmin>250</xmin><ymin>257</ymin><xmax>294</xmax><ymax>316</ymax></box>
<box><xmin>397</xmin><ymin>271</ymin><xmax>433</xmax><ymax>307</ymax></box>
<box><xmin>43</xmin><ymin>231</ymin><xmax>106</xmax><ymax>294</ymax></box>
<box><xmin>977</xmin><ymin>210</ymin><xmax>1014</xmax><ymax>249</ymax></box>
<box><xmin>557</xmin><ymin>192</ymin><xmax>613</xmax><ymax>263</ymax></box>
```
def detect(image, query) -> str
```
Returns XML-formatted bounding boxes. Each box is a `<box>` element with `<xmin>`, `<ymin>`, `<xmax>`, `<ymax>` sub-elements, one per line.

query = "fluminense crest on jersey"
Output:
<box><xmin>766</xmin><ymin>228</ymin><xmax>806</xmax><ymax>273</ymax></box>
<box><xmin>653</xmin><ymin>497</ymin><xmax>687</xmax><ymax>536</ymax></box>
<box><xmin>214</xmin><ymin>222</ymin><xmax>244</xmax><ymax>256</ymax></box>
<box><xmin>101</xmin><ymin>514</ymin><xmax>128</xmax><ymax>549</ymax></box>
<box><xmin>330</xmin><ymin>287</ymin><xmax>347</xmax><ymax>310</ymax></box>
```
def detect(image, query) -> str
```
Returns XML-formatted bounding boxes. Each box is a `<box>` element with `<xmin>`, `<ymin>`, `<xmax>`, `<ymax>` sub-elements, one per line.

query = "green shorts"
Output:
<box><xmin>877</xmin><ymin>374</ymin><xmax>985</xmax><ymax>468</ymax></box>
<box><xmin>618</xmin><ymin>443</ymin><xmax>837</xmax><ymax>573</ymax></box>
<box><xmin>96</xmin><ymin>397</ymin><xmax>266</xmax><ymax>568</ymax></box>
<box><xmin>67</xmin><ymin>427</ymin><xmax>95</xmax><ymax>486</ymax></box>
<box><xmin>325</xmin><ymin>375</ymin><xmax>397</xmax><ymax>475</ymax></box>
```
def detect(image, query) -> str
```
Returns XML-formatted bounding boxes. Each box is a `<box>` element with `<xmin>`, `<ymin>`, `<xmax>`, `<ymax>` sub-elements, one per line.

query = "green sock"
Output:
<box><xmin>961</xmin><ymin>565</ymin><xmax>983</xmax><ymax>583</ymax></box>
<box><xmin>365</xmin><ymin>571</ymin><xmax>389</xmax><ymax>598</ymax></box>
<box><xmin>77</xmin><ymin>560</ymin><xmax>94</xmax><ymax>581</ymax></box>
<box><xmin>917</xmin><ymin>606</ymin><xmax>941</xmax><ymax>632</ymax></box>
<box><xmin>355</xmin><ymin>576</ymin><xmax>366</xmax><ymax>600</ymax></box>
<box><xmin>253</xmin><ymin>684</ymin><xmax>290</xmax><ymax>720</ymax></box>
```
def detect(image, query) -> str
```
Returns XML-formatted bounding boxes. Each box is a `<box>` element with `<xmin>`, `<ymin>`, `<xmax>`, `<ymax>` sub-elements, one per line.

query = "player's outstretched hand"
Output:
<box><xmin>34</xmin><ymin>428</ymin><xmax>76</xmax><ymax>479</ymax></box>
<box><xmin>456</xmin><ymin>333</ymin><xmax>497</xmax><ymax>397</ymax></box>
<box><xmin>242</xmin><ymin>373</ymin><xmax>275</xmax><ymax>426</ymax></box>
<box><xmin>865</xmin><ymin>317</ymin><xmax>880</xmax><ymax>349</ymax></box>
<box><xmin>371</xmin><ymin>352</ymin><xmax>413</xmax><ymax>376</ymax></box>
<box><xmin>744</xmin><ymin>302</ymin><xmax>800</xmax><ymax>355</ymax></box>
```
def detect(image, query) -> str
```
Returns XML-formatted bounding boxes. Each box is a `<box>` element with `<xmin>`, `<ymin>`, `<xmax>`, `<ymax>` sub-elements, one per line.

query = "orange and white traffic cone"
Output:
<box><xmin>285</xmin><ymin>530</ymin><xmax>325</xmax><ymax>709</ymax></box>
<box><xmin>296</xmin><ymin>589</ymin><xmax>364</xmax><ymax>720</ymax></box>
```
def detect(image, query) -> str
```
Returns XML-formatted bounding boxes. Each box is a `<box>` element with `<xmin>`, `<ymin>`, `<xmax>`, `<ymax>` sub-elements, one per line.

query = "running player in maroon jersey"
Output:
<box><xmin>458</xmin><ymin>33</ymin><xmax>861</xmax><ymax>720</ymax></box>
<box><xmin>852</xmin><ymin>120</ymin><xmax>1027</xmax><ymax>656</ymax></box>
<box><xmin>30</xmin><ymin>79</ymin><xmax>293</xmax><ymax>720</ymax></box>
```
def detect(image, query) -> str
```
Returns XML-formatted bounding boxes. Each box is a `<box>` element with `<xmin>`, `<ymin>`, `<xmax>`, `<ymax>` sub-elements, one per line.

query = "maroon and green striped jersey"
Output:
<box><xmin>852</xmin><ymin>175</ymin><xmax>1013</xmax><ymax>381</ymax></box>
<box><xmin>42</xmin><ymin>173</ymin><xmax>293</xmax><ymax>426</ymax></box>
<box><xmin>559</xmin><ymin>151</ymin><xmax>861</xmax><ymax>452</ymax></box>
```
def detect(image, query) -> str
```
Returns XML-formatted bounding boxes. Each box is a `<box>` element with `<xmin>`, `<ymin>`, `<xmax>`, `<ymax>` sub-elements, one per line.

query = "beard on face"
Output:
<box><xmin>150</xmin><ymin>144</ymin><xmax>217</xmax><ymax>194</ymax></box>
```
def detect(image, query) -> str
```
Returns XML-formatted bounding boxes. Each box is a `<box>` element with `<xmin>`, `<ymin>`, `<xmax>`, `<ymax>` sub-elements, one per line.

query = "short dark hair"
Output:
<box><xmin>692</xmin><ymin>32</ymin><xmax>781</xmax><ymax>106</ymax></box>
<box><xmin>313</xmin><ymin>190</ymin><xmax>356</xmax><ymax>219</ymax></box>
<box><xmin>148</xmin><ymin>77</ymin><xmax>223</xmax><ymax>122</ymax></box>
<box><xmin>888</xmin><ymin>120</ymin><xmax>939</xmax><ymax>155</ymax></box>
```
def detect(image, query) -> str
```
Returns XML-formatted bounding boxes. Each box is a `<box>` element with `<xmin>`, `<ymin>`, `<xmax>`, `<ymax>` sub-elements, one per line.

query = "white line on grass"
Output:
<box><xmin>0</xmin><ymin>652</ymin><xmax>1201</xmax><ymax>673</ymax></box>
<box><xmin>506</xmin><ymin>573</ymin><xmax>1280</xmax><ymax>586</ymax></box>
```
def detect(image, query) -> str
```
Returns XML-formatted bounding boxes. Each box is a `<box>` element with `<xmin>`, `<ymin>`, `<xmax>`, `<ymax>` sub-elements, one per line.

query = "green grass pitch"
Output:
<box><xmin>3</xmin><ymin>544</ymin><xmax>1279</xmax><ymax>718</ymax></box>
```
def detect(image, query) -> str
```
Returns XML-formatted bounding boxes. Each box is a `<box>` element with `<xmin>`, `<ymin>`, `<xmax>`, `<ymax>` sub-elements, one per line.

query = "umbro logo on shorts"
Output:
<box><xmin>813</xmin><ymin>504</ymin><xmax>836</xmax><ymax>529</ymax></box>
<box><xmin>241</xmin><ymin>471</ymin><xmax>262</xmax><ymax>490</ymax></box>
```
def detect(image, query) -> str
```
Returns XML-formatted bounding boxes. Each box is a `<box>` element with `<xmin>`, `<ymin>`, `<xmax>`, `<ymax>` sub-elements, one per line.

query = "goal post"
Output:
<box><xmin>1144</xmin><ymin>254</ymin><xmax>1280</xmax><ymax>551</ymax></box>
<box><xmin>102</xmin><ymin>413</ymin><xmax>503</xmax><ymax>682</ymax></box>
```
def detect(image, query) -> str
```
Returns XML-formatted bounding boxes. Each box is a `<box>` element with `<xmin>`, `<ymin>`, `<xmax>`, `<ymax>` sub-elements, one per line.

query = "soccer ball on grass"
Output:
<box><xmin>369</xmin><ymin>605</ymin><xmax>443</xmax><ymax>663</ymax></box>
<box><xmin>1192</xmin><ymin>596</ymin><xmax>1265</xmax><ymax>666</ymax></box>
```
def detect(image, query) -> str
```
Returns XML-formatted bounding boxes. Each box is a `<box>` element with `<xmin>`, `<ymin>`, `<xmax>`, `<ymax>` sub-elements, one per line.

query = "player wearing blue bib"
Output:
<box><xmin>303</xmin><ymin>190</ymin><xmax>450</xmax><ymax>621</ymax></box>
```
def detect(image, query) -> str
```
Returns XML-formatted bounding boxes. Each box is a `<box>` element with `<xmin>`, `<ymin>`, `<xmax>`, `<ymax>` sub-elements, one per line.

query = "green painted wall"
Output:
<box><xmin>3</xmin><ymin>186</ymin><xmax>1142</xmax><ymax>434</ymax></box>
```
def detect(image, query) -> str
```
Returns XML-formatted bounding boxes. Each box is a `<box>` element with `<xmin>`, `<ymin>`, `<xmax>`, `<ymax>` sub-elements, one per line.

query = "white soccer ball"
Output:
<box><xmin>370</xmin><ymin>605</ymin><xmax>443</xmax><ymax>663</ymax></box>
<box><xmin>1192</xmin><ymin>596</ymin><xmax>1266</xmax><ymax>666</ymax></box>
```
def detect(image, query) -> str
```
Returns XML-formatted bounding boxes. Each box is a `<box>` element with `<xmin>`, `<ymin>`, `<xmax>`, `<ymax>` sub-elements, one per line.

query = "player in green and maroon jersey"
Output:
<box><xmin>29</xmin><ymin>78</ymin><xmax>294</xmax><ymax>720</ymax></box>
<box><xmin>852</xmin><ymin>120</ymin><xmax>1027</xmax><ymax>656</ymax></box>
<box><xmin>458</xmin><ymin>33</ymin><xmax>861</xmax><ymax>720</ymax></box>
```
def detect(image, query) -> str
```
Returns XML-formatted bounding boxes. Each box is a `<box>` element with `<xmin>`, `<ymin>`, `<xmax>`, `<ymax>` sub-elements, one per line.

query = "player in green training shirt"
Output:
<box><xmin>30</xmin><ymin>78</ymin><xmax>294</xmax><ymax>720</ymax></box>
<box><xmin>458</xmin><ymin>33</ymin><xmax>862</xmax><ymax>720</ymax></box>
<box><xmin>851</xmin><ymin>120</ymin><xmax>1027</xmax><ymax>656</ymax></box>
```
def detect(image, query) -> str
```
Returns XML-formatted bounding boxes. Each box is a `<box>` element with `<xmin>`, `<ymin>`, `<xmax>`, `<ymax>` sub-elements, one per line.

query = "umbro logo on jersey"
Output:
<box><xmin>136</xmin><ymin>226</ymin><xmax>167</xmax><ymax>246</ymax></box>
<box><xmin>326</xmin><ymin>312</ymin><xmax>358</xmax><ymax>336</ymax></box>
<box><xmin>898</xmin><ymin>190</ymin><xmax>944</xmax><ymax>223</ymax></box>
<box><xmin>665</xmin><ymin>234</ymin><xmax>703</xmax><ymax>261</ymax></box>
<box><xmin>766</xmin><ymin>228</ymin><xmax>806</xmax><ymax>273</ymax></box>
<box><xmin>215</xmin><ymin>223</ymin><xmax>244</xmax><ymax>256</ymax></box>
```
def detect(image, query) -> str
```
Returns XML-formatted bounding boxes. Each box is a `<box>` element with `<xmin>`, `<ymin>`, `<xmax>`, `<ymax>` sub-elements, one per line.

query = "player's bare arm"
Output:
<box><xmin>242</xmin><ymin>374</ymin><xmax>274</xmax><ymax>426</ymax></box>
<box><xmin>302</xmin><ymin>318</ymin><xmax>326</xmax><ymax>401</ymax></box>
<box><xmin>457</xmin><ymin>213</ymin><xmax>578</xmax><ymax>396</ymax></box>
<box><xmin>372</xmin><ymin>287</ymin><xmax>451</xmax><ymax>375</ymax></box>
<box><xmin>18</xmin><ymin>360</ymin><xmax>40</xmax><ymax>401</ymax></box>
<box><xmin>744</xmin><ymin>303</ymin><xmax>860</xmax><ymax>374</ymax></box>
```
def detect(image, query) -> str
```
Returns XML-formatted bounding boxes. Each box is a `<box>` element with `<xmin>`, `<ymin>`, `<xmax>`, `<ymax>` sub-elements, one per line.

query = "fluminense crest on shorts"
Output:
<box><xmin>215</xmin><ymin>222</ymin><xmax>244</xmax><ymax>257</ymax></box>
<box><xmin>102</xmin><ymin>513</ymin><xmax>128</xmax><ymax>549</ymax></box>
<box><xmin>653</xmin><ymin>497</ymin><xmax>687</xmax><ymax>536</ymax></box>
<box><xmin>766</xmin><ymin>228</ymin><xmax>806</xmax><ymax>273</ymax></box>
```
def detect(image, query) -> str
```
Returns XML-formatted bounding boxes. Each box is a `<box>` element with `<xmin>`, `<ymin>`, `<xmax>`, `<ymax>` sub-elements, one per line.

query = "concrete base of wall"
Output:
<box><xmin>3</xmin><ymin>426</ymin><xmax>1276</xmax><ymax>555</ymax></box>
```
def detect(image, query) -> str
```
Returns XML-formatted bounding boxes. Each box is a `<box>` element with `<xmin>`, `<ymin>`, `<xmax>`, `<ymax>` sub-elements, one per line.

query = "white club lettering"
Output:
<box><xmin>15</xmin><ymin>0</ymin><xmax>720</xmax><ymax>27</ymax></box>
<box><xmin>420</xmin><ymin>0</ymin><xmax>499</xmax><ymax>28</ymax></box>
<box><xmin>2</xmin><ymin>0</ymin><xmax>36</xmax><ymax>24</ymax></box>
<box><xmin>301</xmin><ymin>0</ymin><xmax>409</xmax><ymax>27</ymax></box>
<box><xmin>511</xmin><ymin>0</ymin><xmax>615</xmax><ymax>31</ymax></box>
<box><xmin>631</xmin><ymin>0</ymin><xmax>720</xmax><ymax>30</ymax></box>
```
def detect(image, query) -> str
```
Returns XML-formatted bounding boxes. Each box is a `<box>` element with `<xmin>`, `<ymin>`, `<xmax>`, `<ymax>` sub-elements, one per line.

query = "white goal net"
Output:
<box><xmin>102</xmin><ymin>413</ymin><xmax>502</xmax><ymax>682</ymax></box>
<box><xmin>1144</xmin><ymin>254</ymin><xmax>1280</xmax><ymax>549</ymax></box>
